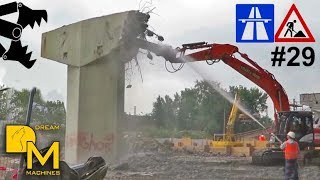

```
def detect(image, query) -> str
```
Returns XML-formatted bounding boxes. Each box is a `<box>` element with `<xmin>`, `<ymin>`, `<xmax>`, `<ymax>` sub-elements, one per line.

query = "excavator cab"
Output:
<box><xmin>253</xmin><ymin>111</ymin><xmax>315</xmax><ymax>165</ymax></box>
<box><xmin>278</xmin><ymin>111</ymin><xmax>314</xmax><ymax>149</ymax></box>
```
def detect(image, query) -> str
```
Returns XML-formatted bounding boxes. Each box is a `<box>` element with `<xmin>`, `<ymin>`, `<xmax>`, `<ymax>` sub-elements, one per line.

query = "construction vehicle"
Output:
<box><xmin>208</xmin><ymin>92</ymin><xmax>269</xmax><ymax>156</ymax></box>
<box><xmin>224</xmin><ymin>93</ymin><xmax>240</xmax><ymax>143</ymax></box>
<box><xmin>173</xmin><ymin>93</ymin><xmax>244</xmax><ymax>152</ymax></box>
<box><xmin>171</xmin><ymin>93</ymin><xmax>266</xmax><ymax>155</ymax></box>
<box><xmin>134</xmin><ymin>39</ymin><xmax>320</xmax><ymax>165</ymax></box>
<box><xmin>210</xmin><ymin>93</ymin><xmax>244</xmax><ymax>148</ymax></box>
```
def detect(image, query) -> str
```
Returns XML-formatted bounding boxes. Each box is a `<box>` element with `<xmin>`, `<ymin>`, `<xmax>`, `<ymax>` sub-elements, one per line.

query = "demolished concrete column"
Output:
<box><xmin>41</xmin><ymin>11</ymin><xmax>147</xmax><ymax>164</ymax></box>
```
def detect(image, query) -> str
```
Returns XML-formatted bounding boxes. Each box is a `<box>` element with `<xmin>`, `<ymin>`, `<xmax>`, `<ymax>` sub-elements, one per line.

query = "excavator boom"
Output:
<box><xmin>133</xmin><ymin>39</ymin><xmax>290</xmax><ymax>128</ymax></box>
<box><xmin>176</xmin><ymin>43</ymin><xmax>290</xmax><ymax>129</ymax></box>
<box><xmin>185</xmin><ymin>44</ymin><xmax>290</xmax><ymax>115</ymax></box>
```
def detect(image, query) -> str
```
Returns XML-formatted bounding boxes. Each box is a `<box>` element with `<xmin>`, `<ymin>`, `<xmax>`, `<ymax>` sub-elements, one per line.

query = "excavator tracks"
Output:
<box><xmin>252</xmin><ymin>148</ymin><xmax>284</xmax><ymax>166</ymax></box>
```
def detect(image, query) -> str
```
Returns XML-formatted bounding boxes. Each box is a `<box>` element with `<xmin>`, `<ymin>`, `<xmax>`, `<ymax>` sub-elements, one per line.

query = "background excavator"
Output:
<box><xmin>224</xmin><ymin>93</ymin><xmax>240</xmax><ymax>142</ymax></box>
<box><xmin>210</xmin><ymin>93</ymin><xmax>244</xmax><ymax>148</ymax></box>
<box><xmin>208</xmin><ymin>92</ymin><xmax>268</xmax><ymax>153</ymax></box>
<box><xmin>135</xmin><ymin>39</ymin><xmax>320</xmax><ymax>165</ymax></box>
<box><xmin>221</xmin><ymin>93</ymin><xmax>262</xmax><ymax>143</ymax></box>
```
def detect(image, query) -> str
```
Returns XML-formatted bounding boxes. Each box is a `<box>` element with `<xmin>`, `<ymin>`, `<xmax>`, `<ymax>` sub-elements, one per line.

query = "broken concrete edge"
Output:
<box><xmin>41</xmin><ymin>10</ymin><xmax>149</xmax><ymax>67</ymax></box>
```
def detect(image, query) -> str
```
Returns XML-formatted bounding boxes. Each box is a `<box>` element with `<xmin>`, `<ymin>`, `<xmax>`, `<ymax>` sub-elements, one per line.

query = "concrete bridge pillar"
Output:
<box><xmin>41</xmin><ymin>11</ymin><xmax>145</xmax><ymax>164</ymax></box>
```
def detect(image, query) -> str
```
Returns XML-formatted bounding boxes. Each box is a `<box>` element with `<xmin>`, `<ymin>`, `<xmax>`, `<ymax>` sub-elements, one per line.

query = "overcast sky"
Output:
<box><xmin>0</xmin><ymin>0</ymin><xmax>319</xmax><ymax>116</ymax></box>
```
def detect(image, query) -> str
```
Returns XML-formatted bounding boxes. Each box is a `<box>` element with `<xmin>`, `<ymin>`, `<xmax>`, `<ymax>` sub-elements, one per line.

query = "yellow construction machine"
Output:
<box><xmin>209</xmin><ymin>93</ymin><xmax>244</xmax><ymax>148</ymax></box>
<box><xmin>172</xmin><ymin>93</ymin><xmax>268</xmax><ymax>155</ymax></box>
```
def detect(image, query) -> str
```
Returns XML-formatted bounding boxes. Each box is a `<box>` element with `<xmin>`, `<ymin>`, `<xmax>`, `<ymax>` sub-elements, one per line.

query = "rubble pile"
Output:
<box><xmin>125</xmin><ymin>134</ymin><xmax>172</xmax><ymax>153</ymax></box>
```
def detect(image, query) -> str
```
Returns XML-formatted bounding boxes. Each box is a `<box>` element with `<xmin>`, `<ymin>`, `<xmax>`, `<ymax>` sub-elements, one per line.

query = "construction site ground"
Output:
<box><xmin>105</xmin><ymin>137</ymin><xmax>320</xmax><ymax>180</ymax></box>
<box><xmin>1</xmin><ymin>137</ymin><xmax>320</xmax><ymax>180</ymax></box>
<box><xmin>106</xmin><ymin>151</ymin><xmax>320</xmax><ymax>180</ymax></box>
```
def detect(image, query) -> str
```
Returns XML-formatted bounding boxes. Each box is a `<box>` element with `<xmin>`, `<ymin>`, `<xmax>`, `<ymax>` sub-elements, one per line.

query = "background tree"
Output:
<box><xmin>193</xmin><ymin>80</ymin><xmax>229</xmax><ymax>134</ymax></box>
<box><xmin>177</xmin><ymin>87</ymin><xmax>198</xmax><ymax>130</ymax></box>
<box><xmin>45</xmin><ymin>100</ymin><xmax>66</xmax><ymax>124</ymax></box>
<box><xmin>150</xmin><ymin>80</ymin><xmax>271</xmax><ymax>135</ymax></box>
<box><xmin>0</xmin><ymin>87</ymin><xmax>66</xmax><ymax>125</ymax></box>
<box><xmin>151</xmin><ymin>80</ymin><xmax>229</xmax><ymax>134</ymax></box>
<box><xmin>9</xmin><ymin>89</ymin><xmax>46</xmax><ymax>122</ymax></box>
<box><xmin>0</xmin><ymin>85</ymin><xmax>9</xmax><ymax>120</ymax></box>
<box><xmin>229</xmin><ymin>85</ymin><xmax>268</xmax><ymax>114</ymax></box>
<box><xmin>229</xmin><ymin>85</ymin><xmax>271</xmax><ymax>133</ymax></box>
<box><xmin>152</xmin><ymin>96</ymin><xmax>166</xmax><ymax>128</ymax></box>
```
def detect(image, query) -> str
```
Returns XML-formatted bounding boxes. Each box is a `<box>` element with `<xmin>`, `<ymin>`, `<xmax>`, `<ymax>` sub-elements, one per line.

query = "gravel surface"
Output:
<box><xmin>2</xmin><ymin>136</ymin><xmax>319</xmax><ymax>180</ymax></box>
<box><xmin>105</xmin><ymin>151</ymin><xmax>320</xmax><ymax>180</ymax></box>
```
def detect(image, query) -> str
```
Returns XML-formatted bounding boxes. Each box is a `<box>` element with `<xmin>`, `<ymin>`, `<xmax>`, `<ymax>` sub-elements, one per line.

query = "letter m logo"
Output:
<box><xmin>26</xmin><ymin>142</ymin><xmax>60</xmax><ymax>169</ymax></box>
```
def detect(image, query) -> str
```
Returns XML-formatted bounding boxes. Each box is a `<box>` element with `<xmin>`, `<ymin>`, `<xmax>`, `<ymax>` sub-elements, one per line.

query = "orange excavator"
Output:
<box><xmin>134</xmin><ymin>39</ymin><xmax>320</xmax><ymax>165</ymax></box>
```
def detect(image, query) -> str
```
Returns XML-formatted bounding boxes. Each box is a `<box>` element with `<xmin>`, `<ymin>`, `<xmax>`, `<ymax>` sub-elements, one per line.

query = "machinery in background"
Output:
<box><xmin>209</xmin><ymin>93</ymin><xmax>268</xmax><ymax>150</ymax></box>
<box><xmin>224</xmin><ymin>93</ymin><xmax>240</xmax><ymax>142</ymax></box>
<box><xmin>210</xmin><ymin>93</ymin><xmax>245</xmax><ymax>148</ymax></box>
<box><xmin>171</xmin><ymin>93</ymin><xmax>268</xmax><ymax>156</ymax></box>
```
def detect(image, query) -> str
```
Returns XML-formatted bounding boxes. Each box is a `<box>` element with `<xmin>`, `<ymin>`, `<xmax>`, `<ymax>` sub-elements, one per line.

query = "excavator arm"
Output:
<box><xmin>134</xmin><ymin>39</ymin><xmax>290</xmax><ymax>129</ymax></box>
<box><xmin>180</xmin><ymin>42</ymin><xmax>290</xmax><ymax>129</ymax></box>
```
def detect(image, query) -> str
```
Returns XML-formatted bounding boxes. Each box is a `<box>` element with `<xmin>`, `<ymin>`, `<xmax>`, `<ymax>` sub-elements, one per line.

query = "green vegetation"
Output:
<box><xmin>0</xmin><ymin>81</ymin><xmax>272</xmax><ymax>139</ymax></box>
<box><xmin>141</xmin><ymin>127</ymin><xmax>211</xmax><ymax>139</ymax></box>
<box><xmin>0</xmin><ymin>85</ymin><xmax>66</xmax><ymax>124</ymax></box>
<box><xmin>149</xmin><ymin>80</ymin><xmax>272</xmax><ymax>136</ymax></box>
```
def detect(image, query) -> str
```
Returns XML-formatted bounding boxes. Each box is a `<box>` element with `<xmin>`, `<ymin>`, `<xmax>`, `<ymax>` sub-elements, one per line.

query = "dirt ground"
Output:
<box><xmin>104</xmin><ymin>135</ymin><xmax>320</xmax><ymax>180</ymax></box>
<box><xmin>1</xmin><ymin>136</ymin><xmax>320</xmax><ymax>180</ymax></box>
<box><xmin>105</xmin><ymin>151</ymin><xmax>320</xmax><ymax>180</ymax></box>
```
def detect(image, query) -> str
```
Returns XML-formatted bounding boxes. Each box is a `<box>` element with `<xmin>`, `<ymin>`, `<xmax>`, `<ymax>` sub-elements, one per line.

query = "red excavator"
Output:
<box><xmin>134</xmin><ymin>39</ymin><xmax>320</xmax><ymax>165</ymax></box>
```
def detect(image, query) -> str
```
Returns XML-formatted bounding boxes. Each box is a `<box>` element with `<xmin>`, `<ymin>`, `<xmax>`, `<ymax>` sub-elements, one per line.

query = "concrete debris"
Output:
<box><xmin>125</xmin><ymin>134</ymin><xmax>172</xmax><ymax>153</ymax></box>
<box><xmin>112</xmin><ymin>162</ymin><xmax>129</xmax><ymax>171</ymax></box>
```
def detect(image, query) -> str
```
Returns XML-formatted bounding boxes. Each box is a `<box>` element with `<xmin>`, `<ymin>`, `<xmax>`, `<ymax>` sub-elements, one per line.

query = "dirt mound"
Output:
<box><xmin>127</xmin><ymin>136</ymin><xmax>171</xmax><ymax>153</ymax></box>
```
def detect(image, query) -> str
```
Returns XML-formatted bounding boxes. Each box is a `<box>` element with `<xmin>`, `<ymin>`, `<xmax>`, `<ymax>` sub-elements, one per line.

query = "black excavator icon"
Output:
<box><xmin>0</xmin><ymin>2</ymin><xmax>47</xmax><ymax>69</ymax></box>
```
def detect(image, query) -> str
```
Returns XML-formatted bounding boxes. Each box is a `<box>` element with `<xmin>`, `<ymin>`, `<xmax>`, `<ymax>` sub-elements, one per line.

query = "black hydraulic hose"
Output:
<box><xmin>18</xmin><ymin>87</ymin><xmax>37</xmax><ymax>180</ymax></box>
<box><xmin>25</xmin><ymin>87</ymin><xmax>36</xmax><ymax>126</ymax></box>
